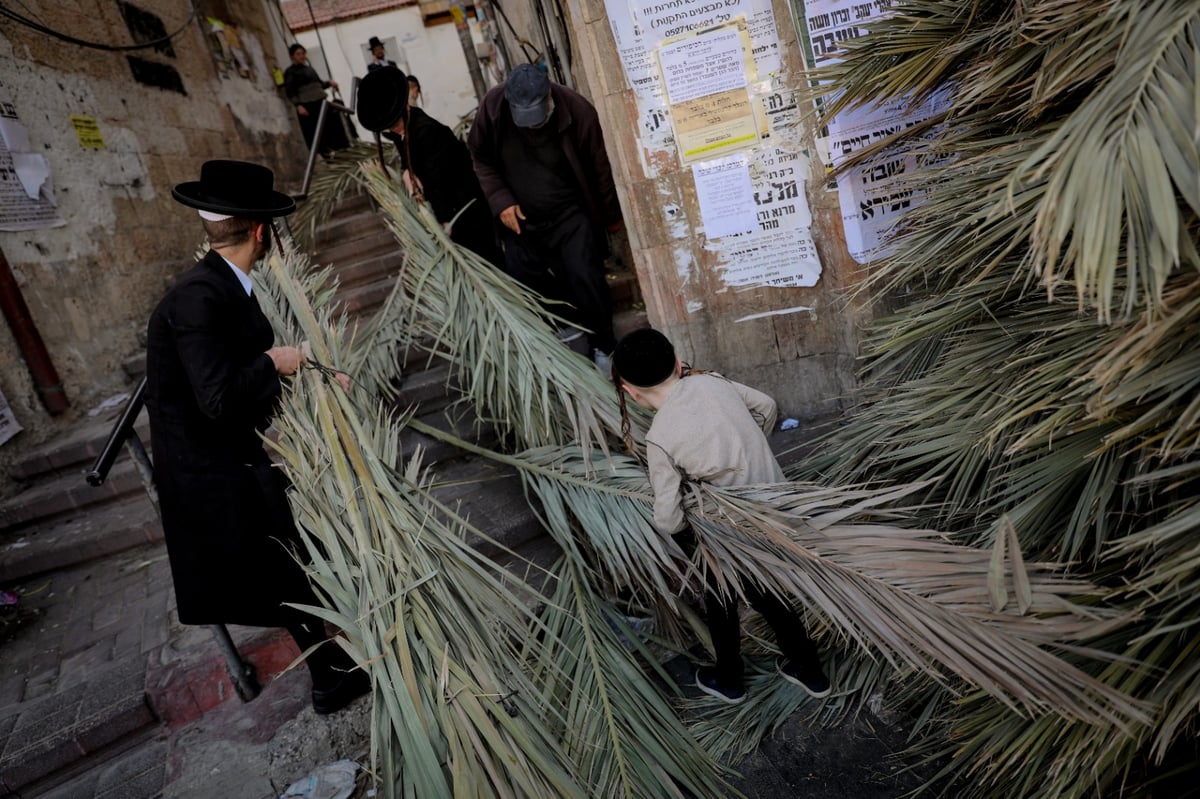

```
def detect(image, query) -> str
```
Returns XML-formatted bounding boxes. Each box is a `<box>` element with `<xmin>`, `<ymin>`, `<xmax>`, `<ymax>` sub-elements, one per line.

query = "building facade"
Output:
<box><xmin>0</xmin><ymin>0</ymin><xmax>306</xmax><ymax>474</ymax></box>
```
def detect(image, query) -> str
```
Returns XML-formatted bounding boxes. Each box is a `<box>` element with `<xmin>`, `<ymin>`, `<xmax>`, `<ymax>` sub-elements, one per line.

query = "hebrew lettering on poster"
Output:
<box><xmin>801</xmin><ymin>0</ymin><xmax>948</xmax><ymax>262</ymax></box>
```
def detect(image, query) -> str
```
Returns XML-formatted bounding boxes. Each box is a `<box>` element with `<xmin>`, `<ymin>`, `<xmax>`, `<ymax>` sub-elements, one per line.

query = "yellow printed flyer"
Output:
<box><xmin>658</xmin><ymin>19</ymin><xmax>759</xmax><ymax>162</ymax></box>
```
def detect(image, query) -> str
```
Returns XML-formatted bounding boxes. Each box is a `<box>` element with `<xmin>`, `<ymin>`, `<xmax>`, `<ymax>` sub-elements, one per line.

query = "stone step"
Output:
<box><xmin>398</xmin><ymin>405</ymin><xmax>500</xmax><ymax>468</ymax></box>
<box><xmin>606</xmin><ymin>269</ymin><xmax>642</xmax><ymax>309</ymax></box>
<box><xmin>311</xmin><ymin>228</ymin><xmax>398</xmax><ymax>269</ymax></box>
<box><xmin>34</xmin><ymin>734</ymin><xmax>167</xmax><ymax>799</ymax></box>
<box><xmin>330</xmin><ymin>190</ymin><xmax>373</xmax><ymax>216</ymax></box>
<box><xmin>333</xmin><ymin>274</ymin><xmax>396</xmax><ymax>318</ymax></box>
<box><xmin>0</xmin><ymin>656</ymin><xmax>156</xmax><ymax>794</ymax></box>
<box><xmin>313</xmin><ymin>208</ymin><xmax>388</xmax><ymax>248</ymax></box>
<box><xmin>427</xmin><ymin>457</ymin><xmax>545</xmax><ymax>559</ymax></box>
<box><xmin>122</xmin><ymin>352</ymin><xmax>147</xmax><ymax>382</ymax></box>
<box><xmin>613</xmin><ymin>307</ymin><xmax>649</xmax><ymax>340</ymax></box>
<box><xmin>0</xmin><ymin>492</ymin><xmax>161</xmax><ymax>584</ymax></box>
<box><xmin>10</xmin><ymin>407</ymin><xmax>149</xmax><ymax>483</ymax></box>
<box><xmin>327</xmin><ymin>249</ymin><xmax>402</xmax><ymax>292</ymax></box>
<box><xmin>393</xmin><ymin>361</ymin><xmax>455</xmax><ymax>414</ymax></box>
<box><xmin>0</xmin><ymin>459</ymin><xmax>146</xmax><ymax>534</ymax></box>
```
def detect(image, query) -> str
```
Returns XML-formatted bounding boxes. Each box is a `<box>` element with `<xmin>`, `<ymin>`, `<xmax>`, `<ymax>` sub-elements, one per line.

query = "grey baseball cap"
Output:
<box><xmin>505</xmin><ymin>64</ymin><xmax>551</xmax><ymax>127</ymax></box>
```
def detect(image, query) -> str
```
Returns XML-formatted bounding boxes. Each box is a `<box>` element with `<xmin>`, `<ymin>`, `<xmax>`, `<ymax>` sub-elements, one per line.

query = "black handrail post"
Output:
<box><xmin>87</xmin><ymin>379</ymin><xmax>261</xmax><ymax>702</ymax></box>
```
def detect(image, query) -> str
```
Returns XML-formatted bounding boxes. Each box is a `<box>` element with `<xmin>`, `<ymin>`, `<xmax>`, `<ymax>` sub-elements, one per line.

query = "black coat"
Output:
<box><xmin>145</xmin><ymin>250</ymin><xmax>312</xmax><ymax>626</ymax></box>
<box><xmin>394</xmin><ymin>107</ymin><xmax>500</xmax><ymax>264</ymax></box>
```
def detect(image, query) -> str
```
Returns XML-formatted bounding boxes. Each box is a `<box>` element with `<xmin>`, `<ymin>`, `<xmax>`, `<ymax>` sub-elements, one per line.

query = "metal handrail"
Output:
<box><xmin>293</xmin><ymin>77</ymin><xmax>361</xmax><ymax>201</ymax></box>
<box><xmin>86</xmin><ymin>377</ymin><xmax>261</xmax><ymax>702</ymax></box>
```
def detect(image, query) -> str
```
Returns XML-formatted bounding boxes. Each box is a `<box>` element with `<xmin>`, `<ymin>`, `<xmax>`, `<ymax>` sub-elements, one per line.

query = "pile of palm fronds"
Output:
<box><xmin>788</xmin><ymin>0</ymin><xmax>1200</xmax><ymax>794</ymax></box>
<box><xmin>255</xmin><ymin>243</ymin><xmax>736</xmax><ymax>798</ymax></box>
<box><xmin>248</xmin><ymin>119</ymin><xmax>1174</xmax><ymax>796</ymax></box>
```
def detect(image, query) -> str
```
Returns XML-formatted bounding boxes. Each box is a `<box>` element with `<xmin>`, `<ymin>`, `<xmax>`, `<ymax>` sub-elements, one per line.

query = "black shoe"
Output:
<box><xmin>312</xmin><ymin>668</ymin><xmax>371</xmax><ymax>715</ymax></box>
<box><xmin>779</xmin><ymin>659</ymin><xmax>831</xmax><ymax>699</ymax></box>
<box><xmin>695</xmin><ymin>666</ymin><xmax>746</xmax><ymax>705</ymax></box>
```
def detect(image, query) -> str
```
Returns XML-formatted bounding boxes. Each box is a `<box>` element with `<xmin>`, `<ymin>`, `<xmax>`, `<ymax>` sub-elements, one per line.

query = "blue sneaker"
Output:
<box><xmin>695</xmin><ymin>666</ymin><xmax>746</xmax><ymax>704</ymax></box>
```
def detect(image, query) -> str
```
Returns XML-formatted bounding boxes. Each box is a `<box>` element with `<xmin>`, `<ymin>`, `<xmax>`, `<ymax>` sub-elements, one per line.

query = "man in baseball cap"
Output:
<box><xmin>469</xmin><ymin>64</ymin><xmax>625</xmax><ymax>373</ymax></box>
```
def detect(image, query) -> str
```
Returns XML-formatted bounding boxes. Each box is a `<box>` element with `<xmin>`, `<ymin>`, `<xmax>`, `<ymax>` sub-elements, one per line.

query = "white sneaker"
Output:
<box><xmin>593</xmin><ymin>349</ymin><xmax>613</xmax><ymax>377</ymax></box>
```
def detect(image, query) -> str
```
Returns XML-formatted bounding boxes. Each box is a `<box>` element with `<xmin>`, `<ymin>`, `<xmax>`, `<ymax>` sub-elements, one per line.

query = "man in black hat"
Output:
<box><xmin>145</xmin><ymin>160</ymin><xmax>368</xmax><ymax>715</ymax></box>
<box><xmin>357</xmin><ymin>66</ymin><xmax>501</xmax><ymax>265</ymax></box>
<box><xmin>468</xmin><ymin>63</ymin><xmax>624</xmax><ymax>372</ymax></box>
<box><xmin>366</xmin><ymin>36</ymin><xmax>396</xmax><ymax>72</ymax></box>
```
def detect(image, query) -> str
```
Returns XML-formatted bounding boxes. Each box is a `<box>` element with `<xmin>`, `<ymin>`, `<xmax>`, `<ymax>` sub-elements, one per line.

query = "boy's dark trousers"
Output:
<box><xmin>705</xmin><ymin>572</ymin><xmax>822</xmax><ymax>687</ymax></box>
<box><xmin>675</xmin><ymin>529</ymin><xmax>821</xmax><ymax>686</ymax></box>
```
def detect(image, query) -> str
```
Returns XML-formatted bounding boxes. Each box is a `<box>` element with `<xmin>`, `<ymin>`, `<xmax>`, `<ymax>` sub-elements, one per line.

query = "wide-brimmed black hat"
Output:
<box><xmin>172</xmin><ymin>160</ymin><xmax>295</xmax><ymax>217</ymax></box>
<box><xmin>356</xmin><ymin>66</ymin><xmax>409</xmax><ymax>132</ymax></box>
<box><xmin>612</xmin><ymin>328</ymin><xmax>676</xmax><ymax>387</ymax></box>
<box><xmin>368</xmin><ymin>35</ymin><xmax>384</xmax><ymax>49</ymax></box>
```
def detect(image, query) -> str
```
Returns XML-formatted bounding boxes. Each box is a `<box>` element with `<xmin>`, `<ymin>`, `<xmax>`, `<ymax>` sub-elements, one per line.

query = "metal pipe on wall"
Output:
<box><xmin>0</xmin><ymin>247</ymin><xmax>68</xmax><ymax>415</ymax></box>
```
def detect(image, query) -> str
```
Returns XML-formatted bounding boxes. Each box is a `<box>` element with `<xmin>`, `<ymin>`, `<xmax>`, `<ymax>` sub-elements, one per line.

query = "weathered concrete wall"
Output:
<box><xmin>559</xmin><ymin>0</ymin><xmax>872</xmax><ymax>420</ymax></box>
<box><xmin>0</xmin><ymin>0</ymin><xmax>306</xmax><ymax>476</ymax></box>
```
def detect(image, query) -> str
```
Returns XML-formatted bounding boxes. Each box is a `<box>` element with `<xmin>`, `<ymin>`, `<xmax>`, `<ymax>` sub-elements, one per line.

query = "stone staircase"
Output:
<box><xmin>0</xmin><ymin>189</ymin><xmax>646</xmax><ymax>797</ymax></box>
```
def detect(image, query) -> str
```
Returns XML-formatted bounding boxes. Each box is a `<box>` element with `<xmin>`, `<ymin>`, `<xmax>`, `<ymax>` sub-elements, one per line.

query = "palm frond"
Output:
<box><xmin>359</xmin><ymin>161</ymin><xmax>649</xmax><ymax>454</ymax></box>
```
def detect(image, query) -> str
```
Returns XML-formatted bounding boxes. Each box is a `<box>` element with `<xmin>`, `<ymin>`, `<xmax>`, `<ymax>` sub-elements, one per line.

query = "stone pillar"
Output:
<box><xmin>559</xmin><ymin>0</ymin><xmax>871</xmax><ymax>419</ymax></box>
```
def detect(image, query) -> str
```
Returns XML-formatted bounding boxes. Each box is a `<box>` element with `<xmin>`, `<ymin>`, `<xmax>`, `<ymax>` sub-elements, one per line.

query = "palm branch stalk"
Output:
<box><xmin>404</xmin><ymin>417</ymin><xmax>1148</xmax><ymax>729</ymax></box>
<box><xmin>358</xmin><ymin>161</ymin><xmax>650</xmax><ymax>455</ymax></box>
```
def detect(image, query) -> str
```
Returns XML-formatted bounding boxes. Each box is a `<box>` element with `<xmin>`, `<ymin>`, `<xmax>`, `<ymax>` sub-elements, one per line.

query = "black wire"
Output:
<box><xmin>489</xmin><ymin>0</ymin><xmax>540</xmax><ymax>65</ymax></box>
<box><xmin>0</xmin><ymin>0</ymin><xmax>198</xmax><ymax>52</ymax></box>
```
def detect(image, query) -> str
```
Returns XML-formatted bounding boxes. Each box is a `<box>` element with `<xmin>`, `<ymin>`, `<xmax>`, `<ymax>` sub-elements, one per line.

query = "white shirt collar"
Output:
<box><xmin>221</xmin><ymin>255</ymin><xmax>253</xmax><ymax>296</ymax></box>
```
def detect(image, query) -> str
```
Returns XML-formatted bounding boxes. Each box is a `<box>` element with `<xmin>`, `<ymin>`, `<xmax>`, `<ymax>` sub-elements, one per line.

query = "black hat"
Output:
<box><xmin>172</xmin><ymin>159</ymin><xmax>295</xmax><ymax>218</ymax></box>
<box><xmin>613</xmin><ymin>328</ymin><xmax>676</xmax><ymax>387</ymax></box>
<box><xmin>356</xmin><ymin>65</ymin><xmax>409</xmax><ymax>132</ymax></box>
<box><xmin>368</xmin><ymin>36</ymin><xmax>384</xmax><ymax>49</ymax></box>
<box><xmin>505</xmin><ymin>64</ymin><xmax>551</xmax><ymax>128</ymax></box>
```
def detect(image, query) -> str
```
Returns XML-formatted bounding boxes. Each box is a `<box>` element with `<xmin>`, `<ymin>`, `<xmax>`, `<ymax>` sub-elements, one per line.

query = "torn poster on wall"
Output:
<box><xmin>0</xmin><ymin>387</ymin><xmax>22</xmax><ymax>447</ymax></box>
<box><xmin>0</xmin><ymin>84</ymin><xmax>64</xmax><ymax>232</ymax></box>
<box><xmin>659</xmin><ymin>21</ymin><xmax>760</xmax><ymax>161</ymax></box>
<box><xmin>607</xmin><ymin>0</ymin><xmax>823</xmax><ymax>289</ymax></box>
<box><xmin>798</xmin><ymin>0</ymin><xmax>950</xmax><ymax>263</ymax></box>
<box><xmin>707</xmin><ymin>145</ymin><xmax>821</xmax><ymax>287</ymax></box>
<box><xmin>607</xmin><ymin>0</ymin><xmax>784</xmax><ymax>176</ymax></box>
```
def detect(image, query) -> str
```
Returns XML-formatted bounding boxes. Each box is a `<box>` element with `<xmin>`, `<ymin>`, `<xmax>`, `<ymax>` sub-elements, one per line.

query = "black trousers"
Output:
<box><xmin>500</xmin><ymin>209</ymin><xmax>615</xmax><ymax>355</ymax></box>
<box><xmin>704</xmin><ymin>570</ymin><xmax>822</xmax><ymax>686</ymax></box>
<box><xmin>676</xmin><ymin>530</ymin><xmax>821</xmax><ymax>686</ymax></box>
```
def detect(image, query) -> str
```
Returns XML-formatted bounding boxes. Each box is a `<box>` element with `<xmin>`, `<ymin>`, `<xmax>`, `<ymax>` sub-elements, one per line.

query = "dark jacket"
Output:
<box><xmin>145</xmin><ymin>250</ymin><xmax>311</xmax><ymax>626</ymax></box>
<box><xmin>402</xmin><ymin>107</ymin><xmax>490</xmax><ymax>226</ymax></box>
<box><xmin>469</xmin><ymin>82</ymin><xmax>622</xmax><ymax>231</ymax></box>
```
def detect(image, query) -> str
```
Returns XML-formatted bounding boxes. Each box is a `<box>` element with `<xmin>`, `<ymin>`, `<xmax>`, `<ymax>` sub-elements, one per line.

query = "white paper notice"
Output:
<box><xmin>0</xmin><ymin>84</ymin><xmax>64</xmax><ymax>231</ymax></box>
<box><xmin>693</xmin><ymin>155</ymin><xmax>757</xmax><ymax>239</ymax></box>
<box><xmin>802</xmin><ymin>0</ymin><xmax>950</xmax><ymax>262</ymax></box>
<box><xmin>0</xmin><ymin>387</ymin><xmax>22</xmax><ymax>447</ymax></box>
<box><xmin>659</xmin><ymin>25</ymin><xmax>747</xmax><ymax>104</ymax></box>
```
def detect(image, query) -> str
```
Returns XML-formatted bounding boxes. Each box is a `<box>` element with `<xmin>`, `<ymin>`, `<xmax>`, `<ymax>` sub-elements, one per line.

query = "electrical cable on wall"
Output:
<box><xmin>0</xmin><ymin>0</ymin><xmax>198</xmax><ymax>52</ymax></box>
<box><xmin>489</xmin><ymin>0</ymin><xmax>541</xmax><ymax>65</ymax></box>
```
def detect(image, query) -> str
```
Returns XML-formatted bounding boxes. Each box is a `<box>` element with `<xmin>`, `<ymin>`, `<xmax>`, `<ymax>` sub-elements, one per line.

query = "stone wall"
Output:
<box><xmin>0</xmin><ymin>0</ymin><xmax>306</xmax><ymax>477</ymax></box>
